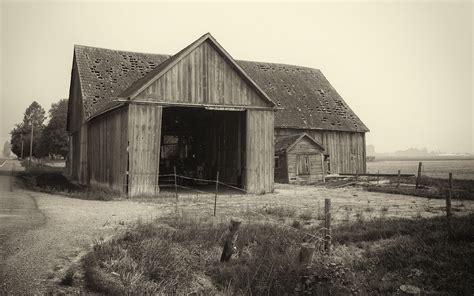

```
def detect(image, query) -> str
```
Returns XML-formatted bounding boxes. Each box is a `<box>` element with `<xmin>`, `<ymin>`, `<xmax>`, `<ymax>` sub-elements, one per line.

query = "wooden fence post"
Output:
<box><xmin>173</xmin><ymin>166</ymin><xmax>178</xmax><ymax>201</ymax></box>
<box><xmin>214</xmin><ymin>171</ymin><xmax>219</xmax><ymax>217</ymax></box>
<box><xmin>446</xmin><ymin>172</ymin><xmax>453</xmax><ymax>238</ymax></box>
<box><xmin>299</xmin><ymin>243</ymin><xmax>315</xmax><ymax>266</ymax></box>
<box><xmin>324</xmin><ymin>199</ymin><xmax>331</xmax><ymax>254</ymax></box>
<box><xmin>415</xmin><ymin>162</ymin><xmax>422</xmax><ymax>189</ymax></box>
<box><xmin>397</xmin><ymin>170</ymin><xmax>401</xmax><ymax>188</ymax></box>
<box><xmin>220</xmin><ymin>217</ymin><xmax>242</xmax><ymax>262</ymax></box>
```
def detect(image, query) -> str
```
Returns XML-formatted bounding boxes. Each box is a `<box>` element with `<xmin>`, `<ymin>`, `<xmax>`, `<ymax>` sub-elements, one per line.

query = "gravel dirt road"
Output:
<box><xmin>0</xmin><ymin>160</ymin><xmax>171</xmax><ymax>294</ymax></box>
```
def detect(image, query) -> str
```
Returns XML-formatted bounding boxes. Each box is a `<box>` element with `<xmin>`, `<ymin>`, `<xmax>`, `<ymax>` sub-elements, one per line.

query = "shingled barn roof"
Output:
<box><xmin>73</xmin><ymin>45</ymin><xmax>369</xmax><ymax>132</ymax></box>
<box><xmin>275</xmin><ymin>133</ymin><xmax>324</xmax><ymax>154</ymax></box>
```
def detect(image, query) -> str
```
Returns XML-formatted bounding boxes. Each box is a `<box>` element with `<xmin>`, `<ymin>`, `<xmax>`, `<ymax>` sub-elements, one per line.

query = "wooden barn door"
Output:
<box><xmin>127</xmin><ymin>104</ymin><xmax>162</xmax><ymax>197</ymax></box>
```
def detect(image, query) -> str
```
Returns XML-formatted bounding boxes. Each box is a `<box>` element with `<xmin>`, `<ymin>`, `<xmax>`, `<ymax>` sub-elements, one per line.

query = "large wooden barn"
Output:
<box><xmin>67</xmin><ymin>33</ymin><xmax>368</xmax><ymax>196</ymax></box>
<box><xmin>67</xmin><ymin>34</ymin><xmax>275</xmax><ymax>196</ymax></box>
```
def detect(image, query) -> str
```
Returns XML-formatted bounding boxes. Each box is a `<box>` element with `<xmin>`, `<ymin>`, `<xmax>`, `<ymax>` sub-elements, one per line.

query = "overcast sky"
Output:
<box><xmin>1</xmin><ymin>1</ymin><xmax>472</xmax><ymax>153</ymax></box>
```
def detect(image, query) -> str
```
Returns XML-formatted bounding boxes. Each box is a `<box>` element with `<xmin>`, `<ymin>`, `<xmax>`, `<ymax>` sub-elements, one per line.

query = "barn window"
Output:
<box><xmin>297</xmin><ymin>155</ymin><xmax>310</xmax><ymax>175</ymax></box>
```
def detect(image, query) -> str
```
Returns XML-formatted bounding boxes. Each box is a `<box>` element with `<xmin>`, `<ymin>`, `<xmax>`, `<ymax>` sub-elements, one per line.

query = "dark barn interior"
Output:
<box><xmin>159</xmin><ymin>107</ymin><xmax>246</xmax><ymax>189</ymax></box>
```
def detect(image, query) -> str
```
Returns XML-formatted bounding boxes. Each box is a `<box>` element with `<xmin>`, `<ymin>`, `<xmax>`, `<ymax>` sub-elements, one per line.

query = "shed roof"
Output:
<box><xmin>73</xmin><ymin>40</ymin><xmax>369</xmax><ymax>132</ymax></box>
<box><xmin>275</xmin><ymin>133</ymin><xmax>324</xmax><ymax>153</ymax></box>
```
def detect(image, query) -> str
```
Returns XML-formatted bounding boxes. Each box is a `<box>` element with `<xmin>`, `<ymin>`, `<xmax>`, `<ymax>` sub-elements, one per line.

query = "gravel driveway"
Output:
<box><xmin>0</xmin><ymin>189</ymin><xmax>172</xmax><ymax>294</ymax></box>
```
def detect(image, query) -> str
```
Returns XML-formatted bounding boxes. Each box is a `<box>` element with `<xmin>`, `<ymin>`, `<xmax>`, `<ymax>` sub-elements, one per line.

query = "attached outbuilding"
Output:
<box><xmin>275</xmin><ymin>133</ymin><xmax>325</xmax><ymax>184</ymax></box>
<box><xmin>238</xmin><ymin>62</ymin><xmax>370</xmax><ymax>175</ymax></box>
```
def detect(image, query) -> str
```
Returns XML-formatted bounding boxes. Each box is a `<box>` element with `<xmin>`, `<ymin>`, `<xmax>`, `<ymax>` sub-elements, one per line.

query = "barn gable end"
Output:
<box><xmin>66</xmin><ymin>54</ymin><xmax>84</xmax><ymax>134</ymax></box>
<box><xmin>121</xmin><ymin>34</ymin><xmax>275</xmax><ymax>108</ymax></box>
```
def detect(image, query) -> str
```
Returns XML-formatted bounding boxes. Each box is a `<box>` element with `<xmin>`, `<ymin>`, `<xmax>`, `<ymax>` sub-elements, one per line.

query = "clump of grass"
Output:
<box><xmin>59</xmin><ymin>267</ymin><xmax>75</xmax><ymax>286</ymax></box>
<box><xmin>355</xmin><ymin>211</ymin><xmax>364</xmax><ymax>222</ymax></box>
<box><xmin>291</xmin><ymin>220</ymin><xmax>301</xmax><ymax>229</ymax></box>
<box><xmin>255</xmin><ymin>205</ymin><xmax>297</xmax><ymax>219</ymax></box>
<box><xmin>299</xmin><ymin>210</ymin><xmax>313</xmax><ymax>221</ymax></box>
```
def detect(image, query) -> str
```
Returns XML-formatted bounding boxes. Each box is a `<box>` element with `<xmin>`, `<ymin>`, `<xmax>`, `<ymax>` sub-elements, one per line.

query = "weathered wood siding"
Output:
<box><xmin>135</xmin><ymin>41</ymin><xmax>270</xmax><ymax>107</ymax></box>
<box><xmin>128</xmin><ymin>104</ymin><xmax>162</xmax><ymax>197</ymax></box>
<box><xmin>87</xmin><ymin>107</ymin><xmax>128</xmax><ymax>193</ymax></box>
<box><xmin>275</xmin><ymin>128</ymin><xmax>366</xmax><ymax>174</ymax></box>
<box><xmin>286</xmin><ymin>137</ymin><xmax>324</xmax><ymax>184</ymax></box>
<box><xmin>70</xmin><ymin>132</ymin><xmax>80</xmax><ymax>180</ymax></box>
<box><xmin>78</xmin><ymin>125</ymin><xmax>88</xmax><ymax>185</ymax></box>
<box><xmin>246</xmin><ymin>110</ymin><xmax>274</xmax><ymax>193</ymax></box>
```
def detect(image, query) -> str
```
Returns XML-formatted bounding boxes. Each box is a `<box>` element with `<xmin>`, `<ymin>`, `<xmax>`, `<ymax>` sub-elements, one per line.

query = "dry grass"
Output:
<box><xmin>82</xmin><ymin>212</ymin><xmax>474</xmax><ymax>295</ymax></box>
<box><xmin>148</xmin><ymin>183</ymin><xmax>474</xmax><ymax>228</ymax></box>
<box><xmin>366</xmin><ymin>175</ymin><xmax>474</xmax><ymax>201</ymax></box>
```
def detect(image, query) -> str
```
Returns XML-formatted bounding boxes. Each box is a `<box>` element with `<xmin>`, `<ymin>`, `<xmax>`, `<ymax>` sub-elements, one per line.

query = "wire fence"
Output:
<box><xmin>122</xmin><ymin>162</ymin><xmax>464</xmax><ymax>253</ymax></box>
<box><xmin>121</xmin><ymin>167</ymin><xmax>332</xmax><ymax>250</ymax></box>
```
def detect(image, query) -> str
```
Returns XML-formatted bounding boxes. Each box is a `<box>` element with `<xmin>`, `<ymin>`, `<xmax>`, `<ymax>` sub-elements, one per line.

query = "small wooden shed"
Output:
<box><xmin>274</xmin><ymin>133</ymin><xmax>325</xmax><ymax>184</ymax></box>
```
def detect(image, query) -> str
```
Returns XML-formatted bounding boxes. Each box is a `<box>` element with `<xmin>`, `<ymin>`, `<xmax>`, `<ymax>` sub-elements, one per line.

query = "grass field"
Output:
<box><xmin>367</xmin><ymin>159</ymin><xmax>474</xmax><ymax>180</ymax></box>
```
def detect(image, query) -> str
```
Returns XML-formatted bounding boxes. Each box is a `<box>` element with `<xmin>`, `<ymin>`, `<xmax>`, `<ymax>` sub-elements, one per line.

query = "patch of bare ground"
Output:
<box><xmin>145</xmin><ymin>183</ymin><xmax>474</xmax><ymax>227</ymax></box>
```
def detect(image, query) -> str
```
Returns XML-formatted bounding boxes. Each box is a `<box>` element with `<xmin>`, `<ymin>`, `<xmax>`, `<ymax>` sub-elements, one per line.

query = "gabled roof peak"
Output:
<box><xmin>275</xmin><ymin>133</ymin><xmax>325</xmax><ymax>153</ymax></box>
<box><xmin>119</xmin><ymin>33</ymin><xmax>276</xmax><ymax>107</ymax></box>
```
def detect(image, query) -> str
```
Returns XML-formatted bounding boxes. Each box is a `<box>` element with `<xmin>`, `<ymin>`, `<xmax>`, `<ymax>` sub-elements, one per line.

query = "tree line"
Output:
<box><xmin>10</xmin><ymin>99</ymin><xmax>68</xmax><ymax>159</ymax></box>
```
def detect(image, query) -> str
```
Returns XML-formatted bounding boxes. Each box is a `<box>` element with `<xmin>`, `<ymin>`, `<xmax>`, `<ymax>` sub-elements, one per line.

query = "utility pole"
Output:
<box><xmin>29</xmin><ymin>121</ymin><xmax>34</xmax><ymax>166</ymax></box>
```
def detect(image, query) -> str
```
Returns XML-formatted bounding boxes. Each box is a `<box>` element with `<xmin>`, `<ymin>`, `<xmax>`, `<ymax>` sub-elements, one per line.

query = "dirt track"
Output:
<box><xmin>0</xmin><ymin>161</ymin><xmax>169</xmax><ymax>294</ymax></box>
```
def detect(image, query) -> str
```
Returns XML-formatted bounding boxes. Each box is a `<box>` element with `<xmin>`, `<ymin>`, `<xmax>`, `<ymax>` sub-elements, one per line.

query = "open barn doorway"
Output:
<box><xmin>159</xmin><ymin>107</ymin><xmax>246</xmax><ymax>190</ymax></box>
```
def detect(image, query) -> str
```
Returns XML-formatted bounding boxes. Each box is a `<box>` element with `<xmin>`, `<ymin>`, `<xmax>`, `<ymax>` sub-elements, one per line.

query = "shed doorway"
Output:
<box><xmin>159</xmin><ymin>107</ymin><xmax>246</xmax><ymax>189</ymax></box>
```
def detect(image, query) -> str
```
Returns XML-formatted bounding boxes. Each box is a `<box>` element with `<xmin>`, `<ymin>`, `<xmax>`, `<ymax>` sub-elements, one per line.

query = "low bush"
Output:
<box><xmin>15</xmin><ymin>169</ymin><xmax>120</xmax><ymax>201</ymax></box>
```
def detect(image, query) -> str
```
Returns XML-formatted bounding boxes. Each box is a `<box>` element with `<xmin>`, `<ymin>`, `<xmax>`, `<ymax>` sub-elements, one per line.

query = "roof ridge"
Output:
<box><xmin>238</xmin><ymin>60</ymin><xmax>322</xmax><ymax>72</ymax></box>
<box><xmin>74</xmin><ymin>44</ymin><xmax>172</xmax><ymax>58</ymax></box>
<box><xmin>73</xmin><ymin>45</ymin><xmax>322</xmax><ymax>74</ymax></box>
